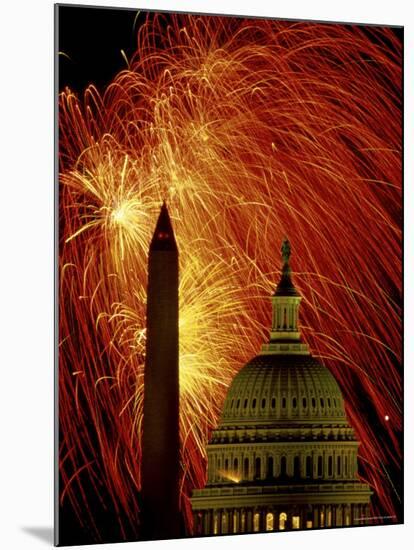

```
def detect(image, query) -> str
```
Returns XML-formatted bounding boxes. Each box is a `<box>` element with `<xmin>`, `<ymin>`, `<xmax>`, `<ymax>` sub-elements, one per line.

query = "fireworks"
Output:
<box><xmin>58</xmin><ymin>13</ymin><xmax>402</xmax><ymax>541</ymax></box>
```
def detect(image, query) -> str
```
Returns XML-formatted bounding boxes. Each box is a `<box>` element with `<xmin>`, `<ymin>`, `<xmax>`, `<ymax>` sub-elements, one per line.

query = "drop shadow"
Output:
<box><xmin>22</xmin><ymin>526</ymin><xmax>54</xmax><ymax>545</ymax></box>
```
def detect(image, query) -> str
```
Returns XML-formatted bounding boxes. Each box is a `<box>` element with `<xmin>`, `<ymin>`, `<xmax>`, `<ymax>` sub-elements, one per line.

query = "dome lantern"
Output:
<box><xmin>262</xmin><ymin>238</ymin><xmax>309</xmax><ymax>355</ymax></box>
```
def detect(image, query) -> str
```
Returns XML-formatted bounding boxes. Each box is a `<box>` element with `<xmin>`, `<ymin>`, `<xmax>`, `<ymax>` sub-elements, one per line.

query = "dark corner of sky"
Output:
<box><xmin>57</xmin><ymin>4</ymin><xmax>142</xmax><ymax>94</ymax></box>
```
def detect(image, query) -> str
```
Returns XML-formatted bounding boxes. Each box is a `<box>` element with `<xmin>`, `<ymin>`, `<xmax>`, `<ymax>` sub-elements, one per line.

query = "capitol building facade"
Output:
<box><xmin>191</xmin><ymin>240</ymin><xmax>372</xmax><ymax>535</ymax></box>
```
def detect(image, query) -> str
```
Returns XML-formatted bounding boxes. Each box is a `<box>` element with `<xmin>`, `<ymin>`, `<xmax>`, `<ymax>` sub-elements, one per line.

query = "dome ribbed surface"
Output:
<box><xmin>220</xmin><ymin>354</ymin><xmax>346</xmax><ymax>425</ymax></box>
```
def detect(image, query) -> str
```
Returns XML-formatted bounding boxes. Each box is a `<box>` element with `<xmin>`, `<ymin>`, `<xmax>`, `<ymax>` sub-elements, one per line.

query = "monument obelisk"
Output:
<box><xmin>141</xmin><ymin>202</ymin><xmax>180</xmax><ymax>539</ymax></box>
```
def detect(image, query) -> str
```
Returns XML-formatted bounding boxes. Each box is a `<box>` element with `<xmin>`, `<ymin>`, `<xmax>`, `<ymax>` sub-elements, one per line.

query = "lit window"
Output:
<box><xmin>254</xmin><ymin>512</ymin><xmax>260</xmax><ymax>532</ymax></box>
<box><xmin>221</xmin><ymin>512</ymin><xmax>228</xmax><ymax>534</ymax></box>
<box><xmin>327</xmin><ymin>509</ymin><xmax>332</xmax><ymax>527</ymax></box>
<box><xmin>306</xmin><ymin>512</ymin><xmax>313</xmax><ymax>528</ymax></box>
<box><xmin>320</xmin><ymin>510</ymin><xmax>325</xmax><ymax>527</ymax></box>
<box><xmin>279</xmin><ymin>512</ymin><xmax>287</xmax><ymax>531</ymax></box>
<box><xmin>233</xmin><ymin>511</ymin><xmax>238</xmax><ymax>533</ymax></box>
<box><xmin>292</xmin><ymin>515</ymin><xmax>300</xmax><ymax>529</ymax></box>
<box><xmin>213</xmin><ymin>513</ymin><xmax>218</xmax><ymax>534</ymax></box>
<box><xmin>337</xmin><ymin>506</ymin><xmax>343</xmax><ymax>526</ymax></box>
<box><xmin>266</xmin><ymin>512</ymin><xmax>274</xmax><ymax>531</ymax></box>
<box><xmin>241</xmin><ymin>512</ymin><xmax>246</xmax><ymax>532</ymax></box>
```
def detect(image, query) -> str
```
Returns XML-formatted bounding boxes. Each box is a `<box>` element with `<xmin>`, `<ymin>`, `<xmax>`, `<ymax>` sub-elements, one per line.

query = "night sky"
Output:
<box><xmin>57</xmin><ymin>5</ymin><xmax>139</xmax><ymax>93</ymax></box>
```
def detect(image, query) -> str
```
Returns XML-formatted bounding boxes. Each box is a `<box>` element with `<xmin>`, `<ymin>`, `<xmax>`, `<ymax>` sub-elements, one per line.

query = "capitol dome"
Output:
<box><xmin>192</xmin><ymin>239</ymin><xmax>372</xmax><ymax>536</ymax></box>
<box><xmin>220</xmin><ymin>354</ymin><xmax>347</xmax><ymax>427</ymax></box>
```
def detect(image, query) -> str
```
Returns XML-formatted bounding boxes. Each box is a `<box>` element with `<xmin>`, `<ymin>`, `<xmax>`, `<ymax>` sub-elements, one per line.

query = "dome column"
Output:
<box><xmin>351</xmin><ymin>504</ymin><xmax>358</xmax><ymax>526</ymax></box>
<box><xmin>228</xmin><ymin>508</ymin><xmax>234</xmax><ymax>533</ymax></box>
<box><xmin>338</xmin><ymin>505</ymin><xmax>342</xmax><ymax>526</ymax></box>
<box><xmin>313</xmin><ymin>506</ymin><xmax>319</xmax><ymax>528</ymax></box>
<box><xmin>366</xmin><ymin>504</ymin><xmax>371</xmax><ymax>524</ymax></box>
<box><xmin>246</xmin><ymin>509</ymin><xmax>253</xmax><ymax>532</ymax></box>
<box><xmin>300</xmin><ymin>508</ymin><xmax>306</xmax><ymax>529</ymax></box>
<box><xmin>233</xmin><ymin>509</ymin><xmax>240</xmax><ymax>533</ymax></box>
<box><xmin>204</xmin><ymin>509</ymin><xmax>212</xmax><ymax>534</ymax></box>
<box><xmin>194</xmin><ymin>512</ymin><xmax>202</xmax><ymax>535</ymax></box>
<box><xmin>237</xmin><ymin>508</ymin><xmax>243</xmax><ymax>533</ymax></box>
<box><xmin>214</xmin><ymin>510</ymin><xmax>221</xmax><ymax>534</ymax></box>
<box><xmin>356</xmin><ymin>504</ymin><xmax>362</xmax><ymax>525</ymax></box>
<box><xmin>332</xmin><ymin>505</ymin><xmax>337</xmax><ymax>527</ymax></box>
<box><xmin>259</xmin><ymin>507</ymin><xmax>266</xmax><ymax>531</ymax></box>
<box><xmin>239</xmin><ymin>509</ymin><xmax>243</xmax><ymax>533</ymax></box>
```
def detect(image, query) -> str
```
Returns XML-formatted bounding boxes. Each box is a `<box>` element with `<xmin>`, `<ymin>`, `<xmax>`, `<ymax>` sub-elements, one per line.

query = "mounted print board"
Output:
<box><xmin>55</xmin><ymin>4</ymin><xmax>403</xmax><ymax>546</ymax></box>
